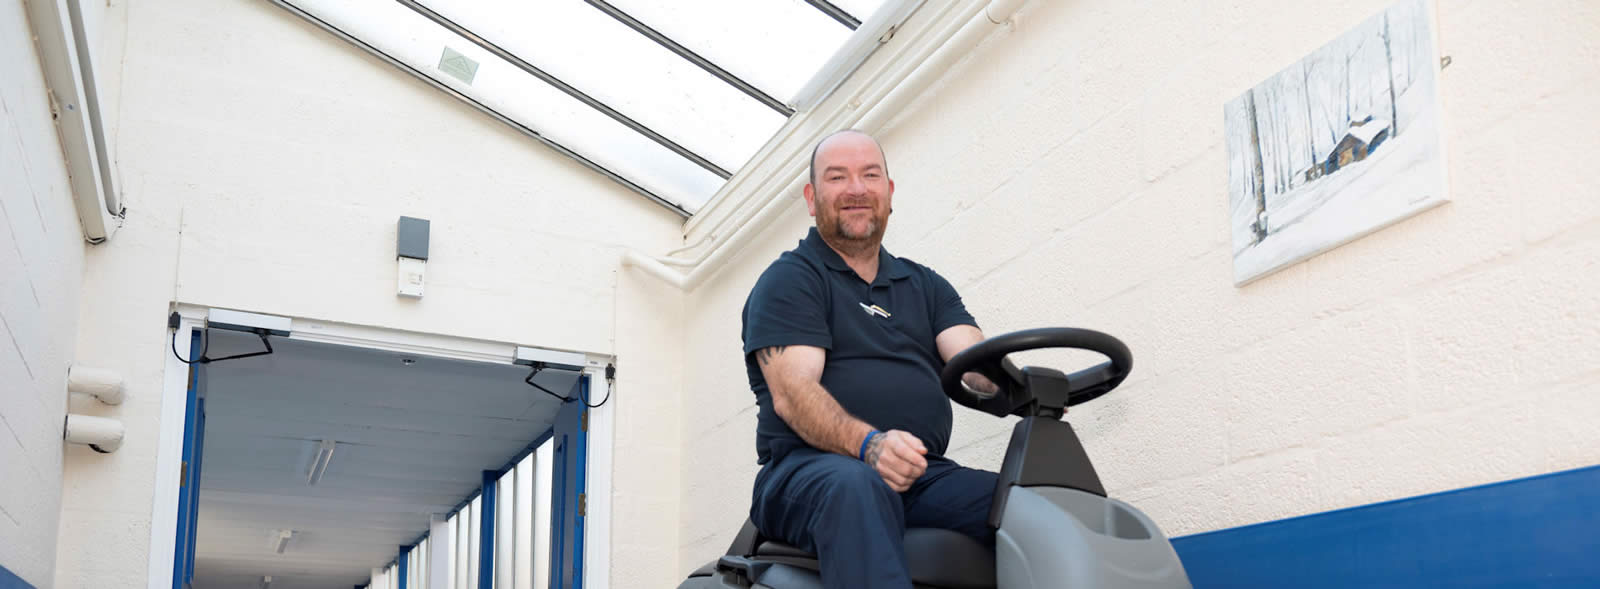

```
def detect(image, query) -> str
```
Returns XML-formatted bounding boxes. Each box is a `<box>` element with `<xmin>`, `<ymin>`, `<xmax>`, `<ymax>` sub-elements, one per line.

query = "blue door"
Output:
<box><xmin>173</xmin><ymin>332</ymin><xmax>207</xmax><ymax>589</ymax></box>
<box><xmin>548</xmin><ymin>376</ymin><xmax>589</xmax><ymax>589</ymax></box>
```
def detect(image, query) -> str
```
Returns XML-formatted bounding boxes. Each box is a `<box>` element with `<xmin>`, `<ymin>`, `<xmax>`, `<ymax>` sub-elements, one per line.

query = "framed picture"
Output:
<box><xmin>1225</xmin><ymin>0</ymin><xmax>1448</xmax><ymax>286</ymax></box>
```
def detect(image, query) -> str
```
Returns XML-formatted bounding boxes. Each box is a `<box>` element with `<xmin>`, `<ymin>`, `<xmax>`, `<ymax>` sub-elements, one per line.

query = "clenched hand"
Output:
<box><xmin>864</xmin><ymin>430</ymin><xmax>927</xmax><ymax>492</ymax></box>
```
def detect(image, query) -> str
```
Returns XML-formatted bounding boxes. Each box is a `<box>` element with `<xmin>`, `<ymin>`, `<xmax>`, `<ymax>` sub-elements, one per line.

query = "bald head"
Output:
<box><xmin>809</xmin><ymin>129</ymin><xmax>889</xmax><ymax>185</ymax></box>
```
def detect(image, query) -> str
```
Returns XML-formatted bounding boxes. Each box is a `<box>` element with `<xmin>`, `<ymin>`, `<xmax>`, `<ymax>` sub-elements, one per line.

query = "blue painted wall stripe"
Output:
<box><xmin>0</xmin><ymin>564</ymin><xmax>35</xmax><ymax>589</ymax></box>
<box><xmin>1172</xmin><ymin>464</ymin><xmax>1600</xmax><ymax>587</ymax></box>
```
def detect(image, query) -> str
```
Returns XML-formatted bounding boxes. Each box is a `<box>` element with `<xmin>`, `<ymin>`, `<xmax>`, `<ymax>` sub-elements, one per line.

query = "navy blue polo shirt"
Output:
<box><xmin>742</xmin><ymin>227</ymin><xmax>977</xmax><ymax>465</ymax></box>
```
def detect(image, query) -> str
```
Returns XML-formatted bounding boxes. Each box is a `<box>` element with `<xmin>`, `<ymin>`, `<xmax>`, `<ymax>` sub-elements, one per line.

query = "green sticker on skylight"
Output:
<box><xmin>438</xmin><ymin>46</ymin><xmax>478</xmax><ymax>84</ymax></box>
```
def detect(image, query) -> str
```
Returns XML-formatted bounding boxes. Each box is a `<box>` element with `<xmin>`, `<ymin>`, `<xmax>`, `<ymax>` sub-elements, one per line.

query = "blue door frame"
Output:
<box><xmin>479</xmin><ymin>469</ymin><xmax>497</xmax><ymax>589</ymax></box>
<box><xmin>548</xmin><ymin>376</ymin><xmax>589</xmax><ymax>589</ymax></box>
<box><xmin>397</xmin><ymin>544</ymin><xmax>409</xmax><ymax>589</ymax></box>
<box><xmin>172</xmin><ymin>332</ymin><xmax>206</xmax><ymax>589</ymax></box>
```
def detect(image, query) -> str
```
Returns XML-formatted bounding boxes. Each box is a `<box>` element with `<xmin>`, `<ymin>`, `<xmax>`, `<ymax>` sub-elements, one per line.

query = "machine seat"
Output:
<box><xmin>688</xmin><ymin>560</ymin><xmax>717</xmax><ymax>578</ymax></box>
<box><xmin>752</xmin><ymin>528</ymin><xmax>995</xmax><ymax>589</ymax></box>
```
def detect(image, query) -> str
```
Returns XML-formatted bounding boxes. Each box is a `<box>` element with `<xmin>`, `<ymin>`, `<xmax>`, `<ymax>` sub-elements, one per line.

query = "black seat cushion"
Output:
<box><xmin>754</xmin><ymin>527</ymin><xmax>995</xmax><ymax>589</ymax></box>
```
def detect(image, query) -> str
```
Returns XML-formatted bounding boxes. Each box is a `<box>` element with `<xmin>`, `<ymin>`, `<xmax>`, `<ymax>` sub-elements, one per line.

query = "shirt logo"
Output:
<box><xmin>859</xmin><ymin>302</ymin><xmax>892</xmax><ymax>319</ymax></box>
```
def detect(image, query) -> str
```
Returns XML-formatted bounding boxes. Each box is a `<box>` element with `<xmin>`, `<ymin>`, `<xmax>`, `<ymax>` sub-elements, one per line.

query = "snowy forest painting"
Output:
<box><xmin>1225</xmin><ymin>0</ymin><xmax>1447</xmax><ymax>286</ymax></box>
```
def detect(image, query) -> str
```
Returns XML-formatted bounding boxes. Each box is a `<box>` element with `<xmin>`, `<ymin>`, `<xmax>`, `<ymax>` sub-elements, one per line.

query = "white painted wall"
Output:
<box><xmin>1</xmin><ymin>1</ymin><xmax>87</xmax><ymax>584</ymax></box>
<box><xmin>50</xmin><ymin>0</ymin><xmax>685</xmax><ymax>587</ymax></box>
<box><xmin>26</xmin><ymin>0</ymin><xmax>1598</xmax><ymax>587</ymax></box>
<box><xmin>608</xmin><ymin>267</ymin><xmax>684</xmax><ymax>588</ymax></box>
<box><xmin>674</xmin><ymin>0</ymin><xmax>1600</xmax><ymax>577</ymax></box>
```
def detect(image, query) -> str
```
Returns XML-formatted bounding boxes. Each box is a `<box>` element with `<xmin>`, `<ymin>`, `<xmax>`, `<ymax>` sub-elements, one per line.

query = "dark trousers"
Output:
<box><xmin>750</xmin><ymin>447</ymin><xmax>998</xmax><ymax>588</ymax></box>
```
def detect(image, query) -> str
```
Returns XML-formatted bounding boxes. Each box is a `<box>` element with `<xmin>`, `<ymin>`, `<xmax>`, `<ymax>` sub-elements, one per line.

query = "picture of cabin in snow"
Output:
<box><xmin>1224</xmin><ymin>0</ymin><xmax>1448</xmax><ymax>286</ymax></box>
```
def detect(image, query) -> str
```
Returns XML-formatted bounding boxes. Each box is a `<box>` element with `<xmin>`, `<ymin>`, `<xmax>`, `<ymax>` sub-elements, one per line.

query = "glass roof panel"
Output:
<box><xmin>287</xmin><ymin>0</ymin><xmax>725</xmax><ymax>212</ymax></box>
<box><xmin>419</xmin><ymin>0</ymin><xmax>789</xmax><ymax>175</ymax></box>
<box><xmin>829</xmin><ymin>0</ymin><xmax>890</xmax><ymax>23</ymax></box>
<box><xmin>277</xmin><ymin>0</ymin><xmax>925</xmax><ymax>216</ymax></box>
<box><xmin>603</xmin><ymin>0</ymin><xmax>853</xmax><ymax>104</ymax></box>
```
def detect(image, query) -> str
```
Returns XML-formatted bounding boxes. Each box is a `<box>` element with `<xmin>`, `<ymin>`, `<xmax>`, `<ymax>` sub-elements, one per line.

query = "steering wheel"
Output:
<box><xmin>940</xmin><ymin>328</ymin><xmax>1133</xmax><ymax>417</ymax></box>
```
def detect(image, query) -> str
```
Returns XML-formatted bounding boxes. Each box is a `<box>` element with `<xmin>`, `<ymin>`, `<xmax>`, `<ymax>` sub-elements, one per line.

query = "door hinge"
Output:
<box><xmin>581</xmin><ymin>411</ymin><xmax>588</xmax><ymax>432</ymax></box>
<box><xmin>578</xmin><ymin>493</ymin><xmax>587</xmax><ymax>517</ymax></box>
<box><xmin>180</xmin><ymin>461</ymin><xmax>188</xmax><ymax>486</ymax></box>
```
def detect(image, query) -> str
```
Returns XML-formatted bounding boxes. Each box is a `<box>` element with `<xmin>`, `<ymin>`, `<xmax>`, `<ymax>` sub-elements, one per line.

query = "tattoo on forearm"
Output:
<box><xmin>756</xmin><ymin>345</ymin><xmax>788</xmax><ymax>367</ymax></box>
<box><xmin>865</xmin><ymin>434</ymin><xmax>886</xmax><ymax>466</ymax></box>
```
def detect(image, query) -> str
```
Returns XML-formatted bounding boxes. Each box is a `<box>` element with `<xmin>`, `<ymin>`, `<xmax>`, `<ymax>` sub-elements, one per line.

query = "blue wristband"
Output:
<box><xmin>858</xmin><ymin>430</ymin><xmax>880</xmax><ymax>462</ymax></box>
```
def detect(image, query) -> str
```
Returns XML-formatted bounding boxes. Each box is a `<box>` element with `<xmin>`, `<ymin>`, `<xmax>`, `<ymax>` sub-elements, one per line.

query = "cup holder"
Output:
<box><xmin>1106</xmin><ymin>503</ymin><xmax>1153</xmax><ymax>540</ymax></box>
<box><xmin>1043</xmin><ymin>487</ymin><xmax>1155</xmax><ymax>540</ymax></box>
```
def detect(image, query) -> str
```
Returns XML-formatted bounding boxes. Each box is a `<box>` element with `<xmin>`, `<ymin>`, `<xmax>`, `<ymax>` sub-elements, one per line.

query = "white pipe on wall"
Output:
<box><xmin>864</xmin><ymin>0</ymin><xmax>1028</xmax><ymax>134</ymax></box>
<box><xmin>65</xmin><ymin>413</ymin><xmax>125</xmax><ymax>453</ymax></box>
<box><xmin>24</xmin><ymin>0</ymin><xmax>123</xmax><ymax>243</ymax></box>
<box><xmin>985</xmin><ymin>0</ymin><xmax>1028</xmax><ymax>25</ymax></box>
<box><xmin>68</xmin><ymin>364</ymin><xmax>125</xmax><ymax>405</ymax></box>
<box><xmin>621</xmin><ymin>249</ymin><xmax>687</xmax><ymax>289</ymax></box>
<box><xmin>622</xmin><ymin>0</ymin><xmax>1029</xmax><ymax>290</ymax></box>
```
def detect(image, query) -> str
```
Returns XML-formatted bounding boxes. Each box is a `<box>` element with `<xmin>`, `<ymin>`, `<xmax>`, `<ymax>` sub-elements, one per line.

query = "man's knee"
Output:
<box><xmin>822</xmin><ymin>457</ymin><xmax>889</xmax><ymax>492</ymax></box>
<box><xmin>755</xmin><ymin>454</ymin><xmax>903</xmax><ymax>546</ymax></box>
<box><xmin>757</xmin><ymin>453</ymin><xmax>894</xmax><ymax>508</ymax></box>
<box><xmin>809</xmin><ymin>456</ymin><xmax>899</xmax><ymax>514</ymax></box>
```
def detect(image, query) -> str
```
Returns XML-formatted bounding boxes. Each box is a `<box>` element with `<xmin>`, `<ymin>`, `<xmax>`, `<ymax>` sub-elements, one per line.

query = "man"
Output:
<box><xmin>741</xmin><ymin>129</ymin><xmax>999</xmax><ymax>587</ymax></box>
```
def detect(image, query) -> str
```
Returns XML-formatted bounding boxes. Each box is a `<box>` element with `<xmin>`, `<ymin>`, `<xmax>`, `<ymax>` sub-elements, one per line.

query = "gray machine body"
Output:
<box><xmin>679</xmin><ymin>485</ymin><xmax>1189</xmax><ymax>588</ymax></box>
<box><xmin>995</xmin><ymin>486</ymin><xmax>1189</xmax><ymax>588</ymax></box>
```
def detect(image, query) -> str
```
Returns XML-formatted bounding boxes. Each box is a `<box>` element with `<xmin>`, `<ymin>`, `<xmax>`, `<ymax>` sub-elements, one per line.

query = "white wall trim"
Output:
<box><xmin>148</xmin><ymin>305</ymin><xmax>617</xmax><ymax>588</ymax></box>
<box><xmin>144</xmin><ymin>314</ymin><xmax>199</xmax><ymax>589</ymax></box>
<box><xmin>583</xmin><ymin>363</ymin><xmax>614</xmax><ymax>589</ymax></box>
<box><xmin>288</xmin><ymin>317</ymin><xmax>517</xmax><ymax>365</ymax></box>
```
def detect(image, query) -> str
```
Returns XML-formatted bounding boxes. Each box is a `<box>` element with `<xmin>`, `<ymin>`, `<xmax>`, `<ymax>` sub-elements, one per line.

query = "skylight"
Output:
<box><xmin>273</xmin><ymin>0</ymin><xmax>919</xmax><ymax>216</ymax></box>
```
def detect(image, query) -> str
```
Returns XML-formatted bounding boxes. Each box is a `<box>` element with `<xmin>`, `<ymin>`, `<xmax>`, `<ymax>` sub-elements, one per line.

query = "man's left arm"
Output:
<box><xmin>925</xmin><ymin>267</ymin><xmax>1000</xmax><ymax>395</ymax></box>
<box><xmin>936</xmin><ymin>325</ymin><xmax>999</xmax><ymax>396</ymax></box>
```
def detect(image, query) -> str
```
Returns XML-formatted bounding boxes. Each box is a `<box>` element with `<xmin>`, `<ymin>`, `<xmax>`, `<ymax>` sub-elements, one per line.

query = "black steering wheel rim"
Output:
<box><xmin>940</xmin><ymin>327</ymin><xmax>1133</xmax><ymax>415</ymax></box>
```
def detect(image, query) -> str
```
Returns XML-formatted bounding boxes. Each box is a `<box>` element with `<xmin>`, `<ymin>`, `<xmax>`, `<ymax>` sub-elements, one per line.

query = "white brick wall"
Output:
<box><xmin>675</xmin><ymin>0</ymin><xmax>1600</xmax><ymax>579</ymax></box>
<box><xmin>1</xmin><ymin>0</ymin><xmax>88</xmax><ymax>585</ymax></box>
<box><xmin>51</xmin><ymin>0</ymin><xmax>686</xmax><ymax>587</ymax></box>
<box><xmin>20</xmin><ymin>0</ymin><xmax>1598</xmax><ymax>586</ymax></box>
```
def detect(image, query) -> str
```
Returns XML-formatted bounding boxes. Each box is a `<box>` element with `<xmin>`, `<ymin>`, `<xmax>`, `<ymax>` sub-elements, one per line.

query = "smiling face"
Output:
<box><xmin>804</xmin><ymin>131</ymin><xmax>894</xmax><ymax>254</ymax></box>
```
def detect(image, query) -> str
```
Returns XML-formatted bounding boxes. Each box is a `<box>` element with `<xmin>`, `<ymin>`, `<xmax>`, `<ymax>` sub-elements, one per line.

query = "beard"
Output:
<box><xmin>816</xmin><ymin>198</ymin><xmax>889</xmax><ymax>257</ymax></box>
